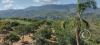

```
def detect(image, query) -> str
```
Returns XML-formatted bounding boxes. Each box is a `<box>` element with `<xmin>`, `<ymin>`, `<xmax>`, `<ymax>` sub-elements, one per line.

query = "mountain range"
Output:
<box><xmin>0</xmin><ymin>4</ymin><xmax>100</xmax><ymax>19</ymax></box>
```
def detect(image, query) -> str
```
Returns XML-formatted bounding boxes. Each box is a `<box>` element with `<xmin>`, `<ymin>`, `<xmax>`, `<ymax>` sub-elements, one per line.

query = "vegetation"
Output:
<box><xmin>0</xmin><ymin>0</ymin><xmax>99</xmax><ymax>45</ymax></box>
<box><xmin>0</xmin><ymin>16</ymin><xmax>99</xmax><ymax>45</ymax></box>
<box><xmin>4</xmin><ymin>32</ymin><xmax>20</xmax><ymax>45</ymax></box>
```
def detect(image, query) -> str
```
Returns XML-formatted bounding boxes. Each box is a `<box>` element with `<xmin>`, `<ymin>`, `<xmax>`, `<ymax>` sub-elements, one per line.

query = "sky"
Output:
<box><xmin>0</xmin><ymin>0</ymin><xmax>100</xmax><ymax>10</ymax></box>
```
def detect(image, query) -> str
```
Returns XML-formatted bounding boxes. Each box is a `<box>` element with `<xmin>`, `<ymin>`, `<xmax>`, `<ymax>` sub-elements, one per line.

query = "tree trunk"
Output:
<box><xmin>76</xmin><ymin>12</ymin><xmax>81</xmax><ymax>45</ymax></box>
<box><xmin>76</xmin><ymin>26</ymin><xmax>80</xmax><ymax>45</ymax></box>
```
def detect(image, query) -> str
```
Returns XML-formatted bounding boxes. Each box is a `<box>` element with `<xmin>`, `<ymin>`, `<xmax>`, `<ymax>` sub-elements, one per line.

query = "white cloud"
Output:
<box><xmin>33</xmin><ymin>0</ymin><xmax>59</xmax><ymax>5</ymax></box>
<box><xmin>2</xmin><ymin>0</ymin><xmax>13</xmax><ymax>10</ymax></box>
<box><xmin>39</xmin><ymin>0</ymin><xmax>58</xmax><ymax>3</ymax></box>
<box><xmin>33</xmin><ymin>0</ymin><xmax>40</xmax><ymax>2</ymax></box>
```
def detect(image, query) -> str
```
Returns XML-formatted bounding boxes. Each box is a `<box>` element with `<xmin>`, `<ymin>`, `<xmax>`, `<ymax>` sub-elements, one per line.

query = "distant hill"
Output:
<box><xmin>0</xmin><ymin>4</ymin><xmax>76</xmax><ymax>18</ymax></box>
<box><xmin>0</xmin><ymin>4</ymin><xmax>100</xmax><ymax>20</ymax></box>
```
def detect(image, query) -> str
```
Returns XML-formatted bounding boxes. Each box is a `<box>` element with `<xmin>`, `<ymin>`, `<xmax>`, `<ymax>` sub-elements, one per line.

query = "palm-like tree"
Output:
<box><xmin>76</xmin><ymin>0</ymin><xmax>97</xmax><ymax>45</ymax></box>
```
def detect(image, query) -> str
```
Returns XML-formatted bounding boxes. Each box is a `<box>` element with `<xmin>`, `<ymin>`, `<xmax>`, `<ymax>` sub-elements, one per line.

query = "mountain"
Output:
<box><xmin>0</xmin><ymin>4</ymin><xmax>100</xmax><ymax>20</ymax></box>
<box><xmin>0</xmin><ymin>4</ymin><xmax>76</xmax><ymax>18</ymax></box>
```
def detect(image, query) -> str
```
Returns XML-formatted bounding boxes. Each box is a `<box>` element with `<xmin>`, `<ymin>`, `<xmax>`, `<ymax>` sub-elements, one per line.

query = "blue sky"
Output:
<box><xmin>0</xmin><ymin>0</ymin><xmax>100</xmax><ymax>10</ymax></box>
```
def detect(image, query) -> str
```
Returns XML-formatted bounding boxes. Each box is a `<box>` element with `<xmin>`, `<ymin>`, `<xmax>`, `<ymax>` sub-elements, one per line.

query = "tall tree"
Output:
<box><xmin>76</xmin><ymin>0</ymin><xmax>97</xmax><ymax>45</ymax></box>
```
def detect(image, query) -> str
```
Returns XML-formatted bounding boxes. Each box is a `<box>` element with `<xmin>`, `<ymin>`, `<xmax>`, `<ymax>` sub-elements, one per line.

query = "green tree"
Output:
<box><xmin>76</xmin><ymin>0</ymin><xmax>97</xmax><ymax>45</ymax></box>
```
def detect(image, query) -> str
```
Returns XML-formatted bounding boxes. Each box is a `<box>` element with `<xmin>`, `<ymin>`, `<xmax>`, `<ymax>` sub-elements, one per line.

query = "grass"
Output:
<box><xmin>1</xmin><ymin>19</ymin><xmax>32</xmax><ymax>25</ymax></box>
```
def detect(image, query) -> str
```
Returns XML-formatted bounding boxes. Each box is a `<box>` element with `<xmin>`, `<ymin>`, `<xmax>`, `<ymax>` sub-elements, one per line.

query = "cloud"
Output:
<box><xmin>2</xmin><ymin>0</ymin><xmax>13</xmax><ymax>10</ymax></box>
<box><xmin>33</xmin><ymin>0</ymin><xmax>59</xmax><ymax>5</ymax></box>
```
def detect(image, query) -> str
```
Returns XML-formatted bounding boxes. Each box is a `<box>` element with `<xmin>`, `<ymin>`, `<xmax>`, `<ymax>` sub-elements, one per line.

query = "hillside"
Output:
<box><xmin>0</xmin><ymin>4</ymin><xmax>100</xmax><ymax>20</ymax></box>
<box><xmin>0</xmin><ymin>4</ymin><xmax>76</xmax><ymax>18</ymax></box>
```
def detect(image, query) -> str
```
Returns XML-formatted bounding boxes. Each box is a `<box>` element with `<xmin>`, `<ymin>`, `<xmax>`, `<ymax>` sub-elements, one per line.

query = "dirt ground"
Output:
<box><xmin>0</xmin><ymin>34</ymin><xmax>36</xmax><ymax>45</ymax></box>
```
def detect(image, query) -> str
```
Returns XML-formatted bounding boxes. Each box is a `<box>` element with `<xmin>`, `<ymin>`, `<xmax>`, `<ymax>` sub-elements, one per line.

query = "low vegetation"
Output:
<box><xmin>0</xmin><ymin>16</ymin><xmax>99</xmax><ymax>45</ymax></box>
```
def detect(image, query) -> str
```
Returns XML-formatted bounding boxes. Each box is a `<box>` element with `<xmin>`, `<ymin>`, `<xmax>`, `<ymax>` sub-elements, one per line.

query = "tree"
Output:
<box><xmin>10</xmin><ymin>21</ymin><xmax>20</xmax><ymax>27</ymax></box>
<box><xmin>76</xmin><ymin>0</ymin><xmax>97</xmax><ymax>45</ymax></box>
<box><xmin>34</xmin><ymin>21</ymin><xmax>53</xmax><ymax>45</ymax></box>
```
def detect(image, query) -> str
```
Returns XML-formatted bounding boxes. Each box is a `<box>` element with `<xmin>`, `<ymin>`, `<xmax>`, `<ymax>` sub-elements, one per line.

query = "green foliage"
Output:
<box><xmin>55</xmin><ymin>28</ymin><xmax>76</xmax><ymax>45</ymax></box>
<box><xmin>34</xmin><ymin>17</ymin><xmax>92</xmax><ymax>45</ymax></box>
<box><xmin>0</xmin><ymin>17</ymin><xmax>99</xmax><ymax>45</ymax></box>
<box><xmin>10</xmin><ymin>21</ymin><xmax>19</xmax><ymax>27</ymax></box>
<box><xmin>53</xmin><ymin>17</ymin><xmax>77</xmax><ymax>45</ymax></box>
<box><xmin>78</xmin><ymin>0</ymin><xmax>97</xmax><ymax>13</ymax></box>
<box><xmin>5</xmin><ymin>32</ymin><xmax>20</xmax><ymax>42</ymax></box>
<box><xmin>36</xmin><ymin>27</ymin><xmax>52</xmax><ymax>40</ymax></box>
<box><xmin>14</xmin><ymin>25</ymin><xmax>33</xmax><ymax>35</ymax></box>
